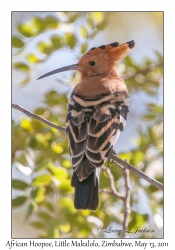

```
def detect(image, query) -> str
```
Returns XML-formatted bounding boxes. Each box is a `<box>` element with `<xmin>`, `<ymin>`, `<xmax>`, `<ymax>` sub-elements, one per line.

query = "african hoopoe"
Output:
<box><xmin>38</xmin><ymin>40</ymin><xmax>135</xmax><ymax>210</ymax></box>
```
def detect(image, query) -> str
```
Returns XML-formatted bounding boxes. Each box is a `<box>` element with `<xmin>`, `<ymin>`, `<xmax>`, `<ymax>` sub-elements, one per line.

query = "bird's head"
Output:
<box><xmin>37</xmin><ymin>40</ymin><xmax>135</xmax><ymax>80</ymax></box>
<box><xmin>78</xmin><ymin>40</ymin><xmax>135</xmax><ymax>77</ymax></box>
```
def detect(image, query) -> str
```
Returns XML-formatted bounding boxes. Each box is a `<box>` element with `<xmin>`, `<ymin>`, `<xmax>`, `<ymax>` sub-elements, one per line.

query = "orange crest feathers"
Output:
<box><xmin>78</xmin><ymin>40</ymin><xmax>135</xmax><ymax>76</ymax></box>
<box><xmin>79</xmin><ymin>40</ymin><xmax>135</xmax><ymax>65</ymax></box>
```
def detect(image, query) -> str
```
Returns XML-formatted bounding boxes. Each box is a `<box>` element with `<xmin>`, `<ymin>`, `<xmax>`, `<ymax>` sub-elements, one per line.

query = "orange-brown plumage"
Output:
<box><xmin>72</xmin><ymin>75</ymin><xmax>128</xmax><ymax>97</ymax></box>
<box><xmin>72</xmin><ymin>41</ymin><xmax>132</xmax><ymax>97</ymax></box>
<box><xmin>78</xmin><ymin>42</ymin><xmax>131</xmax><ymax>75</ymax></box>
<box><xmin>38</xmin><ymin>40</ymin><xmax>135</xmax><ymax>210</ymax></box>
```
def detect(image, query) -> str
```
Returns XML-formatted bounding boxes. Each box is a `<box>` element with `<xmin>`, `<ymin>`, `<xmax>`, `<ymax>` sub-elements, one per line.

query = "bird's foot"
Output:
<box><xmin>108</xmin><ymin>148</ymin><xmax>118</xmax><ymax>164</ymax></box>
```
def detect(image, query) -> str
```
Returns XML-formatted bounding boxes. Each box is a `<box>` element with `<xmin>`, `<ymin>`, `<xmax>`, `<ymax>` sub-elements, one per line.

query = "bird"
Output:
<box><xmin>38</xmin><ymin>40</ymin><xmax>135</xmax><ymax>210</ymax></box>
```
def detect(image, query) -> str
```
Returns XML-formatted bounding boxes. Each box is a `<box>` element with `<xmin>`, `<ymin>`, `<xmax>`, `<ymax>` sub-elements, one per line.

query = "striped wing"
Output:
<box><xmin>66</xmin><ymin>93</ymin><xmax>129</xmax><ymax>182</ymax></box>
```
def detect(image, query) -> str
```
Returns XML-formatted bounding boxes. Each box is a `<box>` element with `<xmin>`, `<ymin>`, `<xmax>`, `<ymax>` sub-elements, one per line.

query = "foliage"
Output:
<box><xmin>12</xmin><ymin>12</ymin><xmax>163</xmax><ymax>238</ymax></box>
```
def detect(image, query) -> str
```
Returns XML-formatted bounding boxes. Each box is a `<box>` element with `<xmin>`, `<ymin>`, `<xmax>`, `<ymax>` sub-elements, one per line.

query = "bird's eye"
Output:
<box><xmin>89</xmin><ymin>61</ymin><xmax>95</xmax><ymax>66</ymax></box>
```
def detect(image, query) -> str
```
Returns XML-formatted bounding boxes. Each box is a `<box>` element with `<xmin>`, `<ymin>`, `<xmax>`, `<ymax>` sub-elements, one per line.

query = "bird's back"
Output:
<box><xmin>66</xmin><ymin>87</ymin><xmax>129</xmax><ymax>182</ymax></box>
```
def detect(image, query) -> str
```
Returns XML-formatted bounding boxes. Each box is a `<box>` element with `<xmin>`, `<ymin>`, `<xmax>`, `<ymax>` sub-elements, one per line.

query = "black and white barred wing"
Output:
<box><xmin>86</xmin><ymin>101</ymin><xmax>128</xmax><ymax>168</ymax></box>
<box><xmin>66</xmin><ymin>95</ymin><xmax>129</xmax><ymax>182</ymax></box>
<box><xmin>66</xmin><ymin>106</ymin><xmax>89</xmax><ymax>175</ymax></box>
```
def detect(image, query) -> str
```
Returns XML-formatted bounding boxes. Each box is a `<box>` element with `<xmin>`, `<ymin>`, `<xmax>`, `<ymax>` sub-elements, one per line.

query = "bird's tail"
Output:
<box><xmin>71</xmin><ymin>170</ymin><xmax>99</xmax><ymax>210</ymax></box>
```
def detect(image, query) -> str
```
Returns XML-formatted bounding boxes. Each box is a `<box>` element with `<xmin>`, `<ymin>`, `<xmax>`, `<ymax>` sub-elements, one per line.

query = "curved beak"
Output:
<box><xmin>37</xmin><ymin>64</ymin><xmax>82</xmax><ymax>80</ymax></box>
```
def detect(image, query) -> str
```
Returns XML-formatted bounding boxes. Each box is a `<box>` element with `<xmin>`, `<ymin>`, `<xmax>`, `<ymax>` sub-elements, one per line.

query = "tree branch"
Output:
<box><xmin>12</xmin><ymin>103</ymin><xmax>163</xmax><ymax>192</ymax></box>
<box><xmin>111</xmin><ymin>154</ymin><xmax>163</xmax><ymax>191</ymax></box>
<box><xmin>101</xmin><ymin>166</ymin><xmax>124</xmax><ymax>200</ymax></box>
<box><xmin>122</xmin><ymin>167</ymin><xmax>131</xmax><ymax>238</ymax></box>
<box><xmin>12</xmin><ymin>104</ymin><xmax>67</xmax><ymax>135</ymax></box>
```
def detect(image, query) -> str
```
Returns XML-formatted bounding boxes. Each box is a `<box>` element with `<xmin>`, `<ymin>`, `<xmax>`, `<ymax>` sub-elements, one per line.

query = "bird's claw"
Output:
<box><xmin>108</xmin><ymin>148</ymin><xmax>118</xmax><ymax>164</ymax></box>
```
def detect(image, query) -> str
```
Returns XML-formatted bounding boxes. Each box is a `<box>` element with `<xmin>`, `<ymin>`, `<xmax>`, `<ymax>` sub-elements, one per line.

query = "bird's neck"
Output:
<box><xmin>80</xmin><ymin>68</ymin><xmax>118</xmax><ymax>80</ymax></box>
<box><xmin>73</xmin><ymin>70</ymin><xmax>127</xmax><ymax>98</ymax></box>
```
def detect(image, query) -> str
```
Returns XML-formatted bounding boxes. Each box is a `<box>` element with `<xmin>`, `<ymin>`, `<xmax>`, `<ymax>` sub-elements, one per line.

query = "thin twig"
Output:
<box><xmin>99</xmin><ymin>188</ymin><xmax>117</xmax><ymax>196</ymax></box>
<box><xmin>12</xmin><ymin>104</ymin><xmax>67</xmax><ymax>135</ymax></box>
<box><xmin>101</xmin><ymin>166</ymin><xmax>124</xmax><ymax>200</ymax></box>
<box><xmin>111</xmin><ymin>154</ymin><xmax>163</xmax><ymax>191</ymax></box>
<box><xmin>12</xmin><ymin>103</ymin><xmax>164</xmax><ymax>191</ymax></box>
<box><xmin>121</xmin><ymin>167</ymin><xmax>131</xmax><ymax>238</ymax></box>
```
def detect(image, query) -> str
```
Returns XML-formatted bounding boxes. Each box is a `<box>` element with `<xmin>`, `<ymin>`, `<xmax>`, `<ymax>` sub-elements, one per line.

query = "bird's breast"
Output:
<box><xmin>72</xmin><ymin>75</ymin><xmax>128</xmax><ymax>98</ymax></box>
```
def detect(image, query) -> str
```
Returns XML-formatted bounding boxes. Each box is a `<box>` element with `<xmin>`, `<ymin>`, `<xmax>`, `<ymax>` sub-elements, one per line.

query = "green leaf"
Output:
<box><xmin>37</xmin><ymin>211</ymin><xmax>51</xmax><ymax>221</ymax></box>
<box><xmin>45</xmin><ymin>16</ymin><xmax>59</xmax><ymax>29</ymax></box>
<box><xmin>59</xmin><ymin>197</ymin><xmax>75</xmax><ymax>213</ymax></box>
<box><xmin>43</xmin><ymin>201</ymin><xmax>55</xmax><ymax>212</ymax></box>
<box><xmin>65</xmin><ymin>33</ymin><xmax>77</xmax><ymax>49</ymax></box>
<box><xmin>12</xmin><ymin>196</ymin><xmax>27</xmax><ymax>207</ymax></box>
<box><xmin>35</xmin><ymin>133</ymin><xmax>49</xmax><ymax>146</ymax></box>
<box><xmin>80</xmin><ymin>26</ymin><xmax>88</xmax><ymax>38</ymax></box>
<box><xmin>17</xmin><ymin>23</ymin><xmax>35</xmax><ymax>37</ymax></box>
<box><xmin>96</xmin><ymin>20</ymin><xmax>108</xmax><ymax>30</ymax></box>
<box><xmin>62</xmin><ymin>159</ymin><xmax>72</xmax><ymax>168</ymax></box>
<box><xmin>34</xmin><ymin>107</ymin><xmax>46</xmax><ymax>115</ymax></box>
<box><xmin>147</xmin><ymin>103</ymin><xmax>156</xmax><ymax>108</ymax></box>
<box><xmin>31</xmin><ymin>221</ymin><xmax>45</xmax><ymax>229</ymax></box>
<box><xmin>148</xmin><ymin>184</ymin><xmax>159</xmax><ymax>193</ymax></box>
<box><xmin>32</xmin><ymin>174</ymin><xmax>52</xmax><ymax>187</ymax></box>
<box><xmin>133</xmin><ymin>151</ymin><xmax>144</xmax><ymax>166</ymax></box>
<box><xmin>18</xmin><ymin>75</ymin><xmax>31</xmax><ymax>86</ymax></box>
<box><xmin>99</xmin><ymin>169</ymin><xmax>110</xmax><ymax>189</ymax></box>
<box><xmin>93</xmin><ymin>12</ymin><xmax>104</xmax><ymax>22</ymax></box>
<box><xmin>155</xmin><ymin>51</ymin><xmax>163</xmax><ymax>63</ymax></box>
<box><xmin>68</xmin><ymin>13</ymin><xmax>77</xmax><ymax>23</ymax></box>
<box><xmin>157</xmin><ymin>177</ymin><xmax>163</xmax><ymax>184</ymax></box>
<box><xmin>51</xmin><ymin>35</ymin><xmax>62</xmax><ymax>49</ymax></box>
<box><xmin>44</xmin><ymin>91</ymin><xmax>68</xmax><ymax>106</ymax></box>
<box><xmin>59</xmin><ymin>222</ymin><xmax>71</xmax><ymax>233</ymax></box>
<box><xmin>87</xmin><ymin>16</ymin><xmax>94</xmax><ymax>29</ymax></box>
<box><xmin>45</xmin><ymin>185</ymin><xmax>55</xmax><ymax>195</ymax></box>
<box><xmin>129</xmin><ymin>211</ymin><xmax>149</xmax><ymax>228</ymax></box>
<box><xmin>20</xmin><ymin>118</ymin><xmax>32</xmax><ymax>130</ymax></box>
<box><xmin>12</xmin><ymin>36</ymin><xmax>24</xmax><ymax>48</ymax></box>
<box><xmin>80</xmin><ymin>43</ymin><xmax>88</xmax><ymax>54</ymax></box>
<box><xmin>35</xmin><ymin>158</ymin><xmax>51</xmax><ymax>172</ymax></box>
<box><xmin>154</xmin><ymin>105</ymin><xmax>163</xmax><ymax>114</ymax></box>
<box><xmin>119</xmin><ymin>152</ymin><xmax>134</xmax><ymax>162</ymax></box>
<box><xmin>47</xmin><ymin>164</ymin><xmax>68</xmax><ymax>181</ymax></box>
<box><xmin>13</xmin><ymin>62</ymin><xmax>30</xmax><ymax>72</ymax></box>
<box><xmin>148</xmin><ymin>177</ymin><xmax>163</xmax><ymax>193</ymax></box>
<box><xmin>29</xmin><ymin>138</ymin><xmax>37</xmax><ymax>148</ymax></box>
<box><xmin>12</xmin><ymin>179</ymin><xmax>29</xmax><ymax>190</ymax></box>
<box><xmin>26</xmin><ymin>202</ymin><xmax>36</xmax><ymax>218</ymax></box>
<box><xmin>125</xmin><ymin>56</ymin><xmax>139</xmax><ymax>69</ymax></box>
<box><xmin>51</xmin><ymin>143</ymin><xmax>64</xmax><ymax>154</ymax></box>
<box><xmin>143</xmin><ymin>114</ymin><xmax>156</xmax><ymax>121</ymax></box>
<box><xmin>26</xmin><ymin>54</ymin><xmax>38</xmax><ymax>64</ymax></box>
<box><xmin>159</xmin><ymin>198</ymin><xmax>163</xmax><ymax>205</ymax></box>
<box><xmin>144</xmin><ymin>86</ymin><xmax>157</xmax><ymax>96</ymax></box>
<box><xmin>59</xmin><ymin>179</ymin><xmax>74</xmax><ymax>194</ymax></box>
<box><xmin>109</xmin><ymin>162</ymin><xmax>123</xmax><ymax>180</ymax></box>
<box><xmin>37</xmin><ymin>41</ymin><xmax>52</xmax><ymax>55</ymax></box>
<box><xmin>31</xmin><ymin>17</ymin><xmax>45</xmax><ymax>32</ymax></box>
<box><xmin>31</xmin><ymin>187</ymin><xmax>45</xmax><ymax>202</ymax></box>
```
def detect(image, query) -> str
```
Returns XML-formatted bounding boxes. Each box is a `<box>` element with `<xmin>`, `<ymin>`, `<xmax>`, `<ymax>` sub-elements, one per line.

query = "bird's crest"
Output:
<box><xmin>77</xmin><ymin>40</ymin><xmax>135</xmax><ymax>76</ymax></box>
<box><xmin>79</xmin><ymin>40</ymin><xmax>135</xmax><ymax>67</ymax></box>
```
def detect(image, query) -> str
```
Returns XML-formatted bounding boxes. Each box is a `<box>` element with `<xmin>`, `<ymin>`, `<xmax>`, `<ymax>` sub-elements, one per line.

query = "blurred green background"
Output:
<box><xmin>12</xmin><ymin>12</ymin><xmax>163</xmax><ymax>238</ymax></box>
